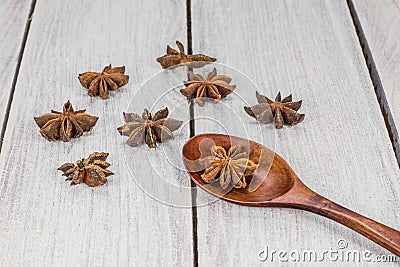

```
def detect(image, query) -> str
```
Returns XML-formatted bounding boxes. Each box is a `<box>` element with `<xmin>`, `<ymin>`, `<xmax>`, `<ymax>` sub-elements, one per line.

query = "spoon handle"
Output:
<box><xmin>293</xmin><ymin>187</ymin><xmax>400</xmax><ymax>256</ymax></box>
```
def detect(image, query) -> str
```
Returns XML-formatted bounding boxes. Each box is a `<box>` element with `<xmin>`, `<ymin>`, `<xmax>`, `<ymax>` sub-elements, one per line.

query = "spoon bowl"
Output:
<box><xmin>182</xmin><ymin>133</ymin><xmax>400</xmax><ymax>256</ymax></box>
<box><xmin>182</xmin><ymin>133</ymin><xmax>295</xmax><ymax>204</ymax></box>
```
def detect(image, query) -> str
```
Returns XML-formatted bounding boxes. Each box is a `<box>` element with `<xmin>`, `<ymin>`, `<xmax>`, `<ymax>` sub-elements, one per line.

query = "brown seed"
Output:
<box><xmin>117</xmin><ymin>107</ymin><xmax>183</xmax><ymax>148</ymax></box>
<box><xmin>156</xmin><ymin>40</ymin><xmax>216</xmax><ymax>69</ymax></box>
<box><xmin>34</xmin><ymin>101</ymin><xmax>98</xmax><ymax>142</ymax></box>
<box><xmin>180</xmin><ymin>68</ymin><xmax>236</xmax><ymax>106</ymax></box>
<box><xmin>58</xmin><ymin>152</ymin><xmax>114</xmax><ymax>187</ymax></box>
<box><xmin>199</xmin><ymin>145</ymin><xmax>258</xmax><ymax>189</ymax></box>
<box><xmin>244</xmin><ymin>91</ymin><xmax>305</xmax><ymax>129</ymax></box>
<box><xmin>78</xmin><ymin>64</ymin><xmax>129</xmax><ymax>99</ymax></box>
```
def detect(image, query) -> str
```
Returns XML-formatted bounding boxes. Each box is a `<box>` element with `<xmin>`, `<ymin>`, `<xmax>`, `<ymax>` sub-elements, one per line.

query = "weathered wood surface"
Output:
<box><xmin>1</xmin><ymin>0</ymin><xmax>400</xmax><ymax>266</ymax></box>
<box><xmin>0</xmin><ymin>0</ymin><xmax>194</xmax><ymax>266</ymax></box>
<box><xmin>191</xmin><ymin>0</ymin><xmax>400</xmax><ymax>266</ymax></box>
<box><xmin>353</xmin><ymin>0</ymin><xmax>400</xmax><ymax>153</ymax></box>
<box><xmin>0</xmin><ymin>0</ymin><xmax>32</xmax><ymax>137</ymax></box>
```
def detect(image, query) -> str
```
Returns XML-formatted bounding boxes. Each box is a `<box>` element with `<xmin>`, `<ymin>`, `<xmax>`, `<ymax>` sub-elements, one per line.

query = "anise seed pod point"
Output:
<box><xmin>117</xmin><ymin>107</ymin><xmax>183</xmax><ymax>148</ymax></box>
<box><xmin>58</xmin><ymin>152</ymin><xmax>113</xmax><ymax>187</ymax></box>
<box><xmin>244</xmin><ymin>91</ymin><xmax>305</xmax><ymax>129</ymax></box>
<box><xmin>34</xmin><ymin>101</ymin><xmax>98</xmax><ymax>142</ymax></box>
<box><xmin>78</xmin><ymin>64</ymin><xmax>129</xmax><ymax>99</ymax></box>
<box><xmin>156</xmin><ymin>40</ymin><xmax>216</xmax><ymax>69</ymax></box>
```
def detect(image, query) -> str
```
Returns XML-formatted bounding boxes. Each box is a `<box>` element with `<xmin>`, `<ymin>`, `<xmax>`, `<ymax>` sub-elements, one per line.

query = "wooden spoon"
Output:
<box><xmin>182</xmin><ymin>133</ymin><xmax>400</xmax><ymax>256</ymax></box>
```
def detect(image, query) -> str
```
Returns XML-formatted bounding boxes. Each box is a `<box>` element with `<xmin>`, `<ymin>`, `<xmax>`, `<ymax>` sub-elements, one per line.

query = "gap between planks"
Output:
<box><xmin>0</xmin><ymin>0</ymin><xmax>37</xmax><ymax>154</ymax></box>
<box><xmin>186</xmin><ymin>0</ymin><xmax>200</xmax><ymax>266</ymax></box>
<box><xmin>346</xmin><ymin>0</ymin><xmax>400</xmax><ymax>167</ymax></box>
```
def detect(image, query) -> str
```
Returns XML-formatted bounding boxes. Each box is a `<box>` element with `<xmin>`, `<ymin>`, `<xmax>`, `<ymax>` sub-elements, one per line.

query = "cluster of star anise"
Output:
<box><xmin>35</xmin><ymin>41</ymin><xmax>306</xmax><ymax>190</ymax></box>
<box><xmin>34</xmin><ymin>63</ymin><xmax>132</xmax><ymax>186</ymax></box>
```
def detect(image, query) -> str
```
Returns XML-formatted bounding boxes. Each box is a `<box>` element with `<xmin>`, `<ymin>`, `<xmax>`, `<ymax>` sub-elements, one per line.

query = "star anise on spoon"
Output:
<box><xmin>199</xmin><ymin>145</ymin><xmax>258</xmax><ymax>189</ymax></box>
<box><xmin>180</xmin><ymin>68</ymin><xmax>236</xmax><ymax>106</ymax></box>
<box><xmin>117</xmin><ymin>107</ymin><xmax>183</xmax><ymax>148</ymax></box>
<box><xmin>34</xmin><ymin>101</ymin><xmax>98</xmax><ymax>142</ymax></box>
<box><xmin>183</xmin><ymin>134</ymin><xmax>400</xmax><ymax>256</ymax></box>
<box><xmin>78</xmin><ymin>64</ymin><xmax>129</xmax><ymax>99</ymax></box>
<box><xmin>156</xmin><ymin>40</ymin><xmax>216</xmax><ymax>69</ymax></box>
<box><xmin>244</xmin><ymin>91</ymin><xmax>305</xmax><ymax>128</ymax></box>
<box><xmin>58</xmin><ymin>152</ymin><xmax>113</xmax><ymax>187</ymax></box>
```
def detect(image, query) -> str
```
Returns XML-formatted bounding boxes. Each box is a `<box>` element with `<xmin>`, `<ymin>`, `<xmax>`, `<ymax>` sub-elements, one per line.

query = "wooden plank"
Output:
<box><xmin>0</xmin><ymin>0</ymin><xmax>32</xmax><ymax>139</ymax></box>
<box><xmin>191</xmin><ymin>0</ymin><xmax>400</xmax><ymax>265</ymax></box>
<box><xmin>0</xmin><ymin>0</ymin><xmax>194</xmax><ymax>266</ymax></box>
<box><xmin>353</xmin><ymin>0</ymin><xmax>400</xmax><ymax>154</ymax></box>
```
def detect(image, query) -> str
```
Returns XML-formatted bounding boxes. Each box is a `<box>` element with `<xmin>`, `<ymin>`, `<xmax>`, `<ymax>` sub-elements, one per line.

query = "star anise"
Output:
<box><xmin>180</xmin><ymin>68</ymin><xmax>236</xmax><ymax>107</ymax></box>
<box><xmin>58</xmin><ymin>152</ymin><xmax>113</xmax><ymax>187</ymax></box>
<box><xmin>156</xmin><ymin>40</ymin><xmax>216</xmax><ymax>69</ymax></box>
<box><xmin>199</xmin><ymin>145</ymin><xmax>258</xmax><ymax>189</ymax></box>
<box><xmin>244</xmin><ymin>91</ymin><xmax>305</xmax><ymax>129</ymax></box>
<box><xmin>78</xmin><ymin>64</ymin><xmax>129</xmax><ymax>99</ymax></box>
<box><xmin>117</xmin><ymin>107</ymin><xmax>183</xmax><ymax>148</ymax></box>
<box><xmin>34</xmin><ymin>101</ymin><xmax>98</xmax><ymax>142</ymax></box>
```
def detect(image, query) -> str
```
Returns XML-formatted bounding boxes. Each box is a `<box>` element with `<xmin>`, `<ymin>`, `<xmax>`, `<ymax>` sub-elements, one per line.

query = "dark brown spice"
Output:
<box><xmin>199</xmin><ymin>145</ymin><xmax>258</xmax><ymax>189</ymax></box>
<box><xmin>180</xmin><ymin>68</ymin><xmax>236</xmax><ymax>106</ymax></box>
<box><xmin>156</xmin><ymin>40</ymin><xmax>216</xmax><ymax>69</ymax></box>
<box><xmin>58</xmin><ymin>152</ymin><xmax>113</xmax><ymax>187</ymax></box>
<box><xmin>244</xmin><ymin>91</ymin><xmax>305</xmax><ymax>128</ymax></box>
<box><xmin>78</xmin><ymin>64</ymin><xmax>129</xmax><ymax>99</ymax></box>
<box><xmin>117</xmin><ymin>107</ymin><xmax>183</xmax><ymax>148</ymax></box>
<box><xmin>34</xmin><ymin>101</ymin><xmax>98</xmax><ymax>142</ymax></box>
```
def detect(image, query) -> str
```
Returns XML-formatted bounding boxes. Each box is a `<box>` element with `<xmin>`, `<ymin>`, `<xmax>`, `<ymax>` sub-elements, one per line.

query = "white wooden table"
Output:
<box><xmin>0</xmin><ymin>0</ymin><xmax>399</xmax><ymax>266</ymax></box>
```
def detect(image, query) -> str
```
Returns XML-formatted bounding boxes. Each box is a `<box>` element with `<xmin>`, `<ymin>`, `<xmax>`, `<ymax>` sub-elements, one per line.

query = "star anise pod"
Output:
<box><xmin>117</xmin><ymin>107</ymin><xmax>183</xmax><ymax>148</ymax></box>
<box><xmin>156</xmin><ymin>40</ymin><xmax>216</xmax><ymax>69</ymax></box>
<box><xmin>34</xmin><ymin>101</ymin><xmax>98</xmax><ymax>142</ymax></box>
<box><xmin>244</xmin><ymin>91</ymin><xmax>305</xmax><ymax>129</ymax></box>
<box><xmin>58</xmin><ymin>152</ymin><xmax>113</xmax><ymax>187</ymax></box>
<box><xmin>180</xmin><ymin>68</ymin><xmax>236</xmax><ymax>106</ymax></box>
<box><xmin>78</xmin><ymin>64</ymin><xmax>129</xmax><ymax>99</ymax></box>
<box><xmin>199</xmin><ymin>145</ymin><xmax>258</xmax><ymax>189</ymax></box>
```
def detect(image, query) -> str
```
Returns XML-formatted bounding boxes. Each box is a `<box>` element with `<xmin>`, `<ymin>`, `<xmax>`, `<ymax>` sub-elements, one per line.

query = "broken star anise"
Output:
<box><xmin>117</xmin><ymin>107</ymin><xmax>183</xmax><ymax>148</ymax></box>
<box><xmin>78</xmin><ymin>64</ymin><xmax>129</xmax><ymax>99</ymax></box>
<box><xmin>34</xmin><ymin>101</ymin><xmax>98</xmax><ymax>142</ymax></box>
<box><xmin>244</xmin><ymin>91</ymin><xmax>305</xmax><ymax>129</ymax></box>
<box><xmin>156</xmin><ymin>40</ymin><xmax>216</xmax><ymax>69</ymax></box>
<box><xmin>180</xmin><ymin>68</ymin><xmax>236</xmax><ymax>106</ymax></box>
<box><xmin>58</xmin><ymin>152</ymin><xmax>113</xmax><ymax>187</ymax></box>
<box><xmin>199</xmin><ymin>145</ymin><xmax>258</xmax><ymax>190</ymax></box>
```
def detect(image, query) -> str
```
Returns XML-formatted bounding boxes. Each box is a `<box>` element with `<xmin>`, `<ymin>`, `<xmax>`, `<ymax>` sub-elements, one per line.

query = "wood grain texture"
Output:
<box><xmin>0</xmin><ymin>0</ymin><xmax>32</xmax><ymax>135</ymax></box>
<box><xmin>191</xmin><ymin>0</ymin><xmax>400</xmax><ymax>266</ymax></box>
<box><xmin>353</xmin><ymin>0</ymin><xmax>400</xmax><ymax>153</ymax></box>
<box><xmin>0</xmin><ymin>0</ymin><xmax>194</xmax><ymax>266</ymax></box>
